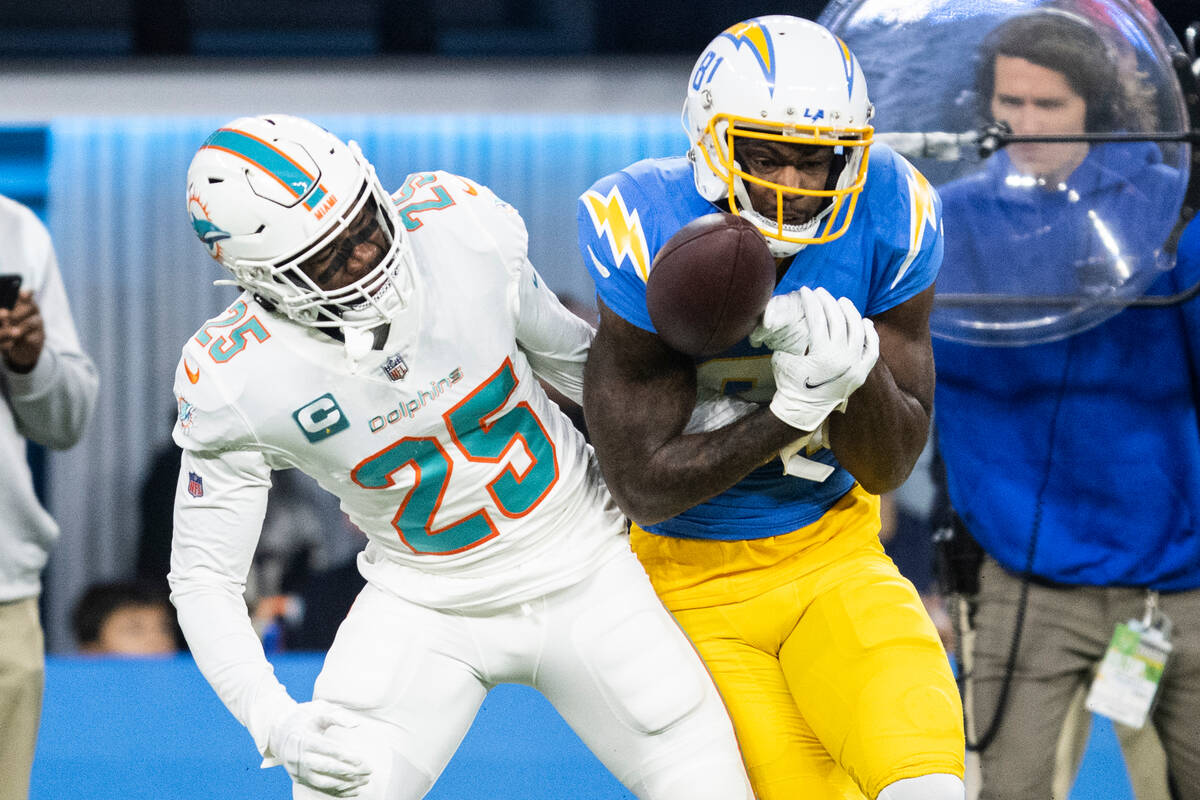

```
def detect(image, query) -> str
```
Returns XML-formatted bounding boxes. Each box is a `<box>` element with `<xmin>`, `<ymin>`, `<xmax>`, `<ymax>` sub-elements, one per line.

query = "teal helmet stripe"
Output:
<box><xmin>202</xmin><ymin>129</ymin><xmax>327</xmax><ymax>210</ymax></box>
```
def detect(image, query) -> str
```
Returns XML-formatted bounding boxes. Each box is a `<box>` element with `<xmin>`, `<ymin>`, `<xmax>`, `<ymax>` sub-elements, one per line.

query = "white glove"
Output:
<box><xmin>750</xmin><ymin>290</ymin><xmax>810</xmax><ymax>354</ymax></box>
<box><xmin>768</xmin><ymin>286</ymin><xmax>879</xmax><ymax>433</ymax></box>
<box><xmin>268</xmin><ymin>700</ymin><xmax>371</xmax><ymax>797</ymax></box>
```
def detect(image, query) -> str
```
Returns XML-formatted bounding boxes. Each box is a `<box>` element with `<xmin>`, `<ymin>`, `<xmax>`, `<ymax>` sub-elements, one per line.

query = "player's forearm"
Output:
<box><xmin>636</xmin><ymin>408</ymin><xmax>798</xmax><ymax>524</ymax></box>
<box><xmin>585</xmin><ymin>304</ymin><xmax>797</xmax><ymax>524</ymax></box>
<box><xmin>168</xmin><ymin>449</ymin><xmax>287</xmax><ymax>754</ymax></box>
<box><xmin>828</xmin><ymin>363</ymin><xmax>930</xmax><ymax>494</ymax></box>
<box><xmin>826</xmin><ymin>288</ymin><xmax>935</xmax><ymax>494</ymax></box>
<box><xmin>589</xmin><ymin>396</ymin><xmax>795</xmax><ymax>526</ymax></box>
<box><xmin>170</xmin><ymin>576</ymin><xmax>295</xmax><ymax>755</ymax></box>
<box><xmin>513</xmin><ymin>256</ymin><xmax>593</xmax><ymax>404</ymax></box>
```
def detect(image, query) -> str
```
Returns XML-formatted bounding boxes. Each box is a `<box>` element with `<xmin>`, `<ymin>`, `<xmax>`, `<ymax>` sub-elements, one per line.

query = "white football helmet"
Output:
<box><xmin>683</xmin><ymin>16</ymin><xmax>875</xmax><ymax>256</ymax></box>
<box><xmin>186</xmin><ymin>114</ymin><xmax>414</xmax><ymax>330</ymax></box>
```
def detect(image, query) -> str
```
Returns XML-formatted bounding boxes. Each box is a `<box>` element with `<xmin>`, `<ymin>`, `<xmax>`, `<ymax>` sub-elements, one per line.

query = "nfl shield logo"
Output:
<box><xmin>187</xmin><ymin>471</ymin><xmax>204</xmax><ymax>498</ymax></box>
<box><xmin>381</xmin><ymin>352</ymin><xmax>408</xmax><ymax>382</ymax></box>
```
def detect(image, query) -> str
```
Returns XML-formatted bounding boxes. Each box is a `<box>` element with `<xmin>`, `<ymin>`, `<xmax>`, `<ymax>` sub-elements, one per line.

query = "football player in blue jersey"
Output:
<box><xmin>577</xmin><ymin>16</ymin><xmax>965</xmax><ymax>800</ymax></box>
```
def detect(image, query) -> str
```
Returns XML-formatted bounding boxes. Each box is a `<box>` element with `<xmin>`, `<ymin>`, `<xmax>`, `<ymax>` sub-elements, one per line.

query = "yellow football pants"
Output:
<box><xmin>632</xmin><ymin>487</ymin><xmax>964</xmax><ymax>800</ymax></box>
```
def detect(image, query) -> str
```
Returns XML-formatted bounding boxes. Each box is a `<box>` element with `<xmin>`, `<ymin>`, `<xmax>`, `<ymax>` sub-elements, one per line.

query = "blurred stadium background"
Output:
<box><xmin>1</xmin><ymin>1</ymin><xmax>1193</xmax><ymax>797</ymax></box>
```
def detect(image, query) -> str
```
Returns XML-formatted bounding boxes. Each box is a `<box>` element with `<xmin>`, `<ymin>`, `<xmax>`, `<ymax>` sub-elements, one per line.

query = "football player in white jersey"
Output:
<box><xmin>170</xmin><ymin>114</ymin><xmax>753</xmax><ymax>800</ymax></box>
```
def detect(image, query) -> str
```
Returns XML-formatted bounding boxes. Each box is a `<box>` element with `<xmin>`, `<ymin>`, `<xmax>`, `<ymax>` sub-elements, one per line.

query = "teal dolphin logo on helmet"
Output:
<box><xmin>187</xmin><ymin>188</ymin><xmax>232</xmax><ymax>259</ymax></box>
<box><xmin>191</xmin><ymin>215</ymin><xmax>232</xmax><ymax>246</ymax></box>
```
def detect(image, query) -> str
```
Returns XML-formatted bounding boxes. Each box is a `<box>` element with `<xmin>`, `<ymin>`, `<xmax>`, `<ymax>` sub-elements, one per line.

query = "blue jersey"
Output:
<box><xmin>578</xmin><ymin>144</ymin><xmax>942</xmax><ymax>540</ymax></box>
<box><xmin>935</xmin><ymin>144</ymin><xmax>1200</xmax><ymax>590</ymax></box>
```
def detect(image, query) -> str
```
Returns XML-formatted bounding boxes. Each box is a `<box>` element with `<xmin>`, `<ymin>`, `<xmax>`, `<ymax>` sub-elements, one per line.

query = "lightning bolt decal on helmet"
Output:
<box><xmin>683</xmin><ymin>16</ymin><xmax>875</xmax><ymax>257</ymax></box>
<box><xmin>185</xmin><ymin>114</ymin><xmax>416</xmax><ymax>330</ymax></box>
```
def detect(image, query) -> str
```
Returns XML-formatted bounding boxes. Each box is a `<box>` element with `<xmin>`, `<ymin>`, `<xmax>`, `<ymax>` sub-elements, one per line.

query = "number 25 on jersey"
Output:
<box><xmin>352</xmin><ymin>359</ymin><xmax>559</xmax><ymax>555</ymax></box>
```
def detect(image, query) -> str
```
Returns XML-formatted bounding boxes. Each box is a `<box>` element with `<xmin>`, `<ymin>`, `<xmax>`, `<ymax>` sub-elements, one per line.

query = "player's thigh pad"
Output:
<box><xmin>558</xmin><ymin>551</ymin><xmax>709</xmax><ymax>735</ymax></box>
<box><xmin>676</xmin><ymin>583</ymin><xmax>865</xmax><ymax>800</ymax></box>
<box><xmin>540</xmin><ymin>551</ymin><xmax>751</xmax><ymax>799</ymax></box>
<box><xmin>780</xmin><ymin>550</ymin><xmax>964</xmax><ymax>798</ymax></box>
<box><xmin>311</xmin><ymin>582</ymin><xmax>489</xmax><ymax>795</ymax></box>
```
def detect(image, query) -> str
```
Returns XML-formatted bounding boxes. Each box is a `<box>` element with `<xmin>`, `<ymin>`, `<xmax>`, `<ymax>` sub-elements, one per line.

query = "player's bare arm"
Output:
<box><xmin>584</xmin><ymin>300</ymin><xmax>798</xmax><ymax>526</ymax></box>
<box><xmin>828</xmin><ymin>284</ymin><xmax>935</xmax><ymax>494</ymax></box>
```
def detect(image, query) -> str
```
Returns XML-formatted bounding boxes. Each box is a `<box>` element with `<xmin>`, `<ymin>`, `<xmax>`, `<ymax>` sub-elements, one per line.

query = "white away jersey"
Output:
<box><xmin>172</xmin><ymin>171</ymin><xmax>624</xmax><ymax>612</ymax></box>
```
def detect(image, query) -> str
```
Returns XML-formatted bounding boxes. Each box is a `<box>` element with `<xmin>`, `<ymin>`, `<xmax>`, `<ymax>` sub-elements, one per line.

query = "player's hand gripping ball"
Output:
<box><xmin>646</xmin><ymin>212</ymin><xmax>776</xmax><ymax>356</ymax></box>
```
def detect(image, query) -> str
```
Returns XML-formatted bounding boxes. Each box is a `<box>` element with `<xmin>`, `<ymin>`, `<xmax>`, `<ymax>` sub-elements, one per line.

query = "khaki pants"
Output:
<box><xmin>966</xmin><ymin>556</ymin><xmax>1200</xmax><ymax>800</ymax></box>
<box><xmin>0</xmin><ymin>597</ymin><xmax>43</xmax><ymax>800</ymax></box>
<box><xmin>961</xmin><ymin>597</ymin><xmax>1170</xmax><ymax>800</ymax></box>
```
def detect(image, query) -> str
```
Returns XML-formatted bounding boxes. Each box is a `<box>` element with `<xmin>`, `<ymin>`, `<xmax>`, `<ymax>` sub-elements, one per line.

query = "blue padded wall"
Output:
<box><xmin>32</xmin><ymin>654</ymin><xmax>1132</xmax><ymax>799</ymax></box>
<box><xmin>0</xmin><ymin>125</ymin><xmax>48</xmax><ymax>218</ymax></box>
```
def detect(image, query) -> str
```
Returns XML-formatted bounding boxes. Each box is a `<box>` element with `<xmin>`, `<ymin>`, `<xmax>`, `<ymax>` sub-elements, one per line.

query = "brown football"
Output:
<box><xmin>646</xmin><ymin>212</ymin><xmax>776</xmax><ymax>356</ymax></box>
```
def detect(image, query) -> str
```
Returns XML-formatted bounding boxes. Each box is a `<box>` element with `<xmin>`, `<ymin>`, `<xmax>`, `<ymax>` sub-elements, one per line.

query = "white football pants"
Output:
<box><xmin>296</xmin><ymin>549</ymin><xmax>752</xmax><ymax>800</ymax></box>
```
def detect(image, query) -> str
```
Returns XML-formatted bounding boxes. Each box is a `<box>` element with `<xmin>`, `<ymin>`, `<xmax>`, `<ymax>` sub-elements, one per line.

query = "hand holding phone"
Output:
<box><xmin>0</xmin><ymin>274</ymin><xmax>21</xmax><ymax>310</ymax></box>
<box><xmin>0</xmin><ymin>274</ymin><xmax>43</xmax><ymax>373</ymax></box>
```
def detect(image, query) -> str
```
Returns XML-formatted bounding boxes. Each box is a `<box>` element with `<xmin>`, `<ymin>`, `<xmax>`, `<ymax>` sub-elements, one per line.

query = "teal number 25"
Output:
<box><xmin>351</xmin><ymin>358</ymin><xmax>559</xmax><ymax>554</ymax></box>
<box><xmin>194</xmin><ymin>300</ymin><xmax>271</xmax><ymax>363</ymax></box>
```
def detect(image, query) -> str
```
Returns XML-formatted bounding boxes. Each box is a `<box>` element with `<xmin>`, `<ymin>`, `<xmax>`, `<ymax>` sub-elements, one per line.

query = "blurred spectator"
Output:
<box><xmin>71</xmin><ymin>581</ymin><xmax>179</xmax><ymax>656</ymax></box>
<box><xmin>244</xmin><ymin>468</ymin><xmax>352</xmax><ymax>648</ymax></box>
<box><xmin>136</xmin><ymin>409</ymin><xmax>183</xmax><ymax>596</ymax></box>
<box><xmin>932</xmin><ymin>11</ymin><xmax>1200</xmax><ymax>799</ymax></box>
<box><xmin>0</xmin><ymin>195</ymin><xmax>99</xmax><ymax>800</ymax></box>
<box><xmin>284</xmin><ymin>514</ymin><xmax>368</xmax><ymax>652</ymax></box>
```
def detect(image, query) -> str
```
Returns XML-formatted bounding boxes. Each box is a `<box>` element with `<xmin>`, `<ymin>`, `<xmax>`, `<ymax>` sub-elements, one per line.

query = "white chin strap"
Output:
<box><xmin>342</xmin><ymin>325</ymin><xmax>375</xmax><ymax>362</ymax></box>
<box><xmin>340</xmin><ymin>277</ymin><xmax>407</xmax><ymax>362</ymax></box>
<box><xmin>341</xmin><ymin>281</ymin><xmax>403</xmax><ymax>328</ymax></box>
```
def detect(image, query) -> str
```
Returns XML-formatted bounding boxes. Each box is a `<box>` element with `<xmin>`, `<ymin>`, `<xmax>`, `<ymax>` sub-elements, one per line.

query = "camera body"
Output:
<box><xmin>933</xmin><ymin>515</ymin><xmax>985</xmax><ymax>597</ymax></box>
